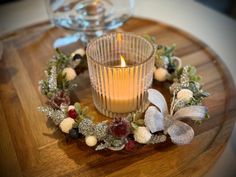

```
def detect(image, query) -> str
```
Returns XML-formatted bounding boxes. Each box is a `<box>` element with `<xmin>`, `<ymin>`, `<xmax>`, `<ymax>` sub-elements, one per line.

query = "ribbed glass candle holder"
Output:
<box><xmin>86</xmin><ymin>32</ymin><xmax>155</xmax><ymax>118</ymax></box>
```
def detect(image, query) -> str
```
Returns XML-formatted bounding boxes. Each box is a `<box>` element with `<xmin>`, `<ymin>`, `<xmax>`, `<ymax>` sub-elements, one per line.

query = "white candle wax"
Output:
<box><xmin>100</xmin><ymin>57</ymin><xmax>141</xmax><ymax>113</ymax></box>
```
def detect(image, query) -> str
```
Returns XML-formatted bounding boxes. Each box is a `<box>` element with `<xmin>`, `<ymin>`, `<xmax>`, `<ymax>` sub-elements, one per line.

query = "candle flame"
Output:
<box><xmin>120</xmin><ymin>55</ymin><xmax>126</xmax><ymax>67</ymax></box>
<box><xmin>117</xmin><ymin>33</ymin><xmax>122</xmax><ymax>42</ymax></box>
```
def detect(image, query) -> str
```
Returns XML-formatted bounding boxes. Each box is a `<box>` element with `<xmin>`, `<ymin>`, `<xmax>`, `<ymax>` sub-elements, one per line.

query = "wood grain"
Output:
<box><xmin>0</xmin><ymin>17</ymin><xmax>236</xmax><ymax>177</ymax></box>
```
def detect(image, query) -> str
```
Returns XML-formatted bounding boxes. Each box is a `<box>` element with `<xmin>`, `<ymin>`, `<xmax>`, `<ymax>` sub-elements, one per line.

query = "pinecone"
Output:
<box><xmin>50</xmin><ymin>91</ymin><xmax>70</xmax><ymax>109</ymax></box>
<box><xmin>109</xmin><ymin>117</ymin><xmax>131</xmax><ymax>138</ymax></box>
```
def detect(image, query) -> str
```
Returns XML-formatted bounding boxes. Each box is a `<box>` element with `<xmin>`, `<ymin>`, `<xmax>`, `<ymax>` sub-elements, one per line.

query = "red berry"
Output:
<box><xmin>68</xmin><ymin>109</ymin><xmax>77</xmax><ymax>119</ymax></box>
<box><xmin>109</xmin><ymin>118</ymin><xmax>130</xmax><ymax>138</ymax></box>
<box><xmin>125</xmin><ymin>140</ymin><xmax>136</xmax><ymax>151</ymax></box>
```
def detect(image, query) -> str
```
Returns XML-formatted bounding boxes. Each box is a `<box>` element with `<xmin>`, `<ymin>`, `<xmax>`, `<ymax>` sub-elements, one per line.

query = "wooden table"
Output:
<box><xmin>0</xmin><ymin>17</ymin><xmax>236</xmax><ymax>177</ymax></box>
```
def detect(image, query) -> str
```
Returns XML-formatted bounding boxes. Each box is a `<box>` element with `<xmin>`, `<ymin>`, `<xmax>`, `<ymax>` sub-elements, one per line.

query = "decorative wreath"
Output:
<box><xmin>38</xmin><ymin>35</ymin><xmax>209</xmax><ymax>151</ymax></box>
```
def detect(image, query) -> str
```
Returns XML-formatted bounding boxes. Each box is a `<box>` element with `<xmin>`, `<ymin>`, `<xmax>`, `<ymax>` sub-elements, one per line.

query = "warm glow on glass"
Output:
<box><xmin>120</xmin><ymin>55</ymin><xmax>126</xmax><ymax>67</ymax></box>
<box><xmin>117</xmin><ymin>33</ymin><xmax>122</xmax><ymax>42</ymax></box>
<box><xmin>86</xmin><ymin>32</ymin><xmax>155</xmax><ymax>118</ymax></box>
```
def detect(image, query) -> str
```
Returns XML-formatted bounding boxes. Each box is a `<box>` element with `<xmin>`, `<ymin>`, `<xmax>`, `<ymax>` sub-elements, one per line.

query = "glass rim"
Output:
<box><xmin>86</xmin><ymin>32</ymin><xmax>155</xmax><ymax>68</ymax></box>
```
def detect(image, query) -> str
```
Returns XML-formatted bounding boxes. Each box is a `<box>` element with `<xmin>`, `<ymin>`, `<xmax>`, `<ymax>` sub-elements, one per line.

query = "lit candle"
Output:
<box><xmin>103</xmin><ymin>55</ymin><xmax>138</xmax><ymax>113</ymax></box>
<box><xmin>86</xmin><ymin>32</ymin><xmax>155</xmax><ymax>118</ymax></box>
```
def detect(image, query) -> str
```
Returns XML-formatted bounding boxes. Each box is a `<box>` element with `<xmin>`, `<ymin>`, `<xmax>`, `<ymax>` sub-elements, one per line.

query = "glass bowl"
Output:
<box><xmin>45</xmin><ymin>0</ymin><xmax>136</xmax><ymax>47</ymax></box>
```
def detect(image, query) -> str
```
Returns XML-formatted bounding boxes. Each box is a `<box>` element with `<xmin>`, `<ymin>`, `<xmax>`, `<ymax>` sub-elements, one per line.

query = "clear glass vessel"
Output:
<box><xmin>86</xmin><ymin>32</ymin><xmax>155</xmax><ymax>118</ymax></box>
<box><xmin>45</xmin><ymin>0</ymin><xmax>135</xmax><ymax>47</ymax></box>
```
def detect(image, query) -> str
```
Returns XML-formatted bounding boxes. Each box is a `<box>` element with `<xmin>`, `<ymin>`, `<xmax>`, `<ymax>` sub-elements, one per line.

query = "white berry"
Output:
<box><xmin>85</xmin><ymin>136</ymin><xmax>97</xmax><ymax>147</ymax></box>
<box><xmin>68</xmin><ymin>105</ymin><xmax>75</xmax><ymax>111</ymax></box>
<box><xmin>154</xmin><ymin>68</ymin><xmax>168</xmax><ymax>82</ymax></box>
<box><xmin>177</xmin><ymin>89</ymin><xmax>193</xmax><ymax>102</ymax></box>
<box><xmin>72</xmin><ymin>48</ymin><xmax>85</xmax><ymax>57</ymax></box>
<box><xmin>133</xmin><ymin>127</ymin><xmax>152</xmax><ymax>144</ymax></box>
<box><xmin>59</xmin><ymin>118</ymin><xmax>75</xmax><ymax>133</ymax></box>
<box><xmin>62</xmin><ymin>67</ymin><xmax>76</xmax><ymax>81</ymax></box>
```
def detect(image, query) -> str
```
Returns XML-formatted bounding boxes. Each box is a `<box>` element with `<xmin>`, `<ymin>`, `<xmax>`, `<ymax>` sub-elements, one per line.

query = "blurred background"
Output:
<box><xmin>197</xmin><ymin>0</ymin><xmax>236</xmax><ymax>19</ymax></box>
<box><xmin>1</xmin><ymin>0</ymin><xmax>236</xmax><ymax>19</ymax></box>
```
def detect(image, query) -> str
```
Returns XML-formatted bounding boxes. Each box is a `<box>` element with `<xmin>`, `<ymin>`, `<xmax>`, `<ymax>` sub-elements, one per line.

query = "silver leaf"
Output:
<box><xmin>174</xmin><ymin>106</ymin><xmax>207</xmax><ymax>121</ymax></box>
<box><xmin>147</xmin><ymin>89</ymin><xmax>168</xmax><ymax>115</ymax></box>
<box><xmin>167</xmin><ymin>120</ymin><xmax>194</xmax><ymax>145</ymax></box>
<box><xmin>144</xmin><ymin>106</ymin><xmax>164</xmax><ymax>133</ymax></box>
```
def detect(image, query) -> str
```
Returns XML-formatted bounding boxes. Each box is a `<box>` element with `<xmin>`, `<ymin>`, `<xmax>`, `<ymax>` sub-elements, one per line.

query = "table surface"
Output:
<box><xmin>0</xmin><ymin>0</ymin><xmax>236</xmax><ymax>177</ymax></box>
<box><xmin>0</xmin><ymin>17</ymin><xmax>235</xmax><ymax>177</ymax></box>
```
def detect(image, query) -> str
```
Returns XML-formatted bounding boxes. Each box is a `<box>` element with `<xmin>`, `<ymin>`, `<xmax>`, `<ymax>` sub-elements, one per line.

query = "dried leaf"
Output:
<box><xmin>82</xmin><ymin>106</ymin><xmax>89</xmax><ymax>115</ymax></box>
<box><xmin>174</xmin><ymin>106</ymin><xmax>207</xmax><ymax>121</ymax></box>
<box><xmin>144</xmin><ymin>106</ymin><xmax>164</xmax><ymax>133</ymax></box>
<box><xmin>147</xmin><ymin>89</ymin><xmax>168</xmax><ymax>115</ymax></box>
<box><xmin>167</xmin><ymin>120</ymin><xmax>194</xmax><ymax>145</ymax></box>
<box><xmin>74</xmin><ymin>102</ymin><xmax>81</xmax><ymax>112</ymax></box>
<box><xmin>131</xmin><ymin>122</ymin><xmax>139</xmax><ymax>130</ymax></box>
<box><xmin>135</xmin><ymin>119</ymin><xmax>144</xmax><ymax>126</ymax></box>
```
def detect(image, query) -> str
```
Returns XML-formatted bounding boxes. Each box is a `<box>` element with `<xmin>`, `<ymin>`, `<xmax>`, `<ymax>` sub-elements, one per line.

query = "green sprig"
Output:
<box><xmin>127</xmin><ymin>112</ymin><xmax>145</xmax><ymax>130</ymax></box>
<box><xmin>74</xmin><ymin>102</ymin><xmax>89</xmax><ymax>121</ymax></box>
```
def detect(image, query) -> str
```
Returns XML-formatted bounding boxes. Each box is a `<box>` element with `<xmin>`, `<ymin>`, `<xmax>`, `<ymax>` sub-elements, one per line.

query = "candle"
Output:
<box><xmin>86</xmin><ymin>32</ymin><xmax>155</xmax><ymax>118</ymax></box>
<box><xmin>103</xmin><ymin>55</ymin><xmax>138</xmax><ymax>113</ymax></box>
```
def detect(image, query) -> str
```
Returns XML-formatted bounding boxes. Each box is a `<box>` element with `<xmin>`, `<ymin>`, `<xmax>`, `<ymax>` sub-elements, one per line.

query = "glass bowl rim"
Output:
<box><xmin>86</xmin><ymin>32</ymin><xmax>155</xmax><ymax>68</ymax></box>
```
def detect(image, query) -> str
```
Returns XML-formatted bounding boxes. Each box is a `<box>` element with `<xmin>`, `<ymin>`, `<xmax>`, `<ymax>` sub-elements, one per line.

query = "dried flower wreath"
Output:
<box><xmin>38</xmin><ymin>36</ymin><xmax>209</xmax><ymax>151</ymax></box>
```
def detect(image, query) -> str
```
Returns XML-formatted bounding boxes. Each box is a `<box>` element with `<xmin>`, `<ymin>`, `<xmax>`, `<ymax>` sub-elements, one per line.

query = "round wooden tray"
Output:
<box><xmin>0</xmin><ymin>17</ymin><xmax>236</xmax><ymax>177</ymax></box>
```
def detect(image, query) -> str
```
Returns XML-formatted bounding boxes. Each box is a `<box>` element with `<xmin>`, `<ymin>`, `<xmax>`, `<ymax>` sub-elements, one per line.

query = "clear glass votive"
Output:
<box><xmin>86</xmin><ymin>32</ymin><xmax>155</xmax><ymax>118</ymax></box>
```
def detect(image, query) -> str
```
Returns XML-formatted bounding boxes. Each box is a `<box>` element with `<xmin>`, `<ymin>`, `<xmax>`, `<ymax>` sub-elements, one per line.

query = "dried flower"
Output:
<box><xmin>50</xmin><ymin>91</ymin><xmax>70</xmax><ymax>109</ymax></box>
<box><xmin>109</xmin><ymin>118</ymin><xmax>131</xmax><ymax>138</ymax></box>
<box><xmin>146</xmin><ymin>88</ymin><xmax>208</xmax><ymax>145</ymax></box>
